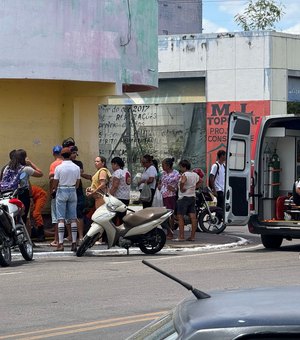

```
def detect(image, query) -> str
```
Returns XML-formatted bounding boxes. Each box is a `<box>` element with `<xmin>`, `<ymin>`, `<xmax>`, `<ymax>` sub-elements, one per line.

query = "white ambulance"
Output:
<box><xmin>225</xmin><ymin>112</ymin><xmax>300</xmax><ymax>249</ymax></box>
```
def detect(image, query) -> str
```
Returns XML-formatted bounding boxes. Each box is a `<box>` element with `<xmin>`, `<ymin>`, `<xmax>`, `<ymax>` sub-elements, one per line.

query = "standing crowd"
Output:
<box><xmin>0</xmin><ymin>137</ymin><xmax>226</xmax><ymax>250</ymax></box>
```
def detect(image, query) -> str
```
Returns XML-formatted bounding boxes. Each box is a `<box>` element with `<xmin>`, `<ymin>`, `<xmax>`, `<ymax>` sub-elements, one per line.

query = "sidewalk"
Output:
<box><xmin>23</xmin><ymin>208</ymin><xmax>249</xmax><ymax>258</ymax></box>
<box><xmin>13</xmin><ymin>228</ymin><xmax>249</xmax><ymax>259</ymax></box>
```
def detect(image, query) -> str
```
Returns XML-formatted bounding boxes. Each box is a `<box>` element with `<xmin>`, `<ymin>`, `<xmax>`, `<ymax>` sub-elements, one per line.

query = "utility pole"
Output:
<box><xmin>124</xmin><ymin>105</ymin><xmax>133</xmax><ymax>176</ymax></box>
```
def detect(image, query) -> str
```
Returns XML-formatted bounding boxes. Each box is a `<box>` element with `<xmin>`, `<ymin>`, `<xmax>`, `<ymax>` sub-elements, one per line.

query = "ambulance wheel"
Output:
<box><xmin>261</xmin><ymin>235</ymin><xmax>283</xmax><ymax>249</ymax></box>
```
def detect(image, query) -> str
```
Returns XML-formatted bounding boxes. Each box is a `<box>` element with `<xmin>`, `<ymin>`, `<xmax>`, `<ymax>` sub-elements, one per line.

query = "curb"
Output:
<box><xmin>12</xmin><ymin>236</ymin><xmax>249</xmax><ymax>260</ymax></box>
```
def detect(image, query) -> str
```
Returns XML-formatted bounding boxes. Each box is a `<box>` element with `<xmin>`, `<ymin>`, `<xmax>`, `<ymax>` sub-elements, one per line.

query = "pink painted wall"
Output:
<box><xmin>0</xmin><ymin>0</ymin><xmax>158</xmax><ymax>93</ymax></box>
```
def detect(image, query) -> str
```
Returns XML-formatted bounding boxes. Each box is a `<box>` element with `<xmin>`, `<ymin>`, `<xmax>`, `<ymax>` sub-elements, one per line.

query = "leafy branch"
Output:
<box><xmin>235</xmin><ymin>0</ymin><xmax>285</xmax><ymax>31</ymax></box>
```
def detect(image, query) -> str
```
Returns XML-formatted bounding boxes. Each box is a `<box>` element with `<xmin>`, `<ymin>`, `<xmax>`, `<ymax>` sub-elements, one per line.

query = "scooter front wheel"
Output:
<box><xmin>76</xmin><ymin>233</ymin><xmax>100</xmax><ymax>257</ymax></box>
<box><xmin>198</xmin><ymin>206</ymin><xmax>226</xmax><ymax>234</ymax></box>
<box><xmin>139</xmin><ymin>228</ymin><xmax>166</xmax><ymax>255</ymax></box>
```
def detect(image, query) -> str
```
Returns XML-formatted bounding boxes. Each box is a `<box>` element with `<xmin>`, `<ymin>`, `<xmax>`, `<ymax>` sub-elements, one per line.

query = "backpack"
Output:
<box><xmin>292</xmin><ymin>180</ymin><xmax>300</xmax><ymax>206</ymax></box>
<box><xmin>0</xmin><ymin>166</ymin><xmax>24</xmax><ymax>192</ymax></box>
<box><xmin>209</xmin><ymin>162</ymin><xmax>225</xmax><ymax>189</ymax></box>
<box><xmin>214</xmin><ymin>162</ymin><xmax>226</xmax><ymax>179</ymax></box>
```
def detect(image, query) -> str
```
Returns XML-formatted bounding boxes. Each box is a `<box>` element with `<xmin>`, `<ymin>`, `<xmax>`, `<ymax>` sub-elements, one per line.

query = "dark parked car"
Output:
<box><xmin>127</xmin><ymin>261</ymin><xmax>300</xmax><ymax>339</ymax></box>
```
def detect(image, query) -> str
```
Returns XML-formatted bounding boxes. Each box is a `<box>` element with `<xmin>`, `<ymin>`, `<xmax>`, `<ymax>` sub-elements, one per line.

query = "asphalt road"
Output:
<box><xmin>1</xmin><ymin>229</ymin><xmax>300</xmax><ymax>339</ymax></box>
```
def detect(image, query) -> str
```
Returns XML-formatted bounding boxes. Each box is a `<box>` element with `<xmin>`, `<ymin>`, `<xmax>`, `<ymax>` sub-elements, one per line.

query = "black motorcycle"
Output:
<box><xmin>173</xmin><ymin>187</ymin><xmax>226</xmax><ymax>234</ymax></box>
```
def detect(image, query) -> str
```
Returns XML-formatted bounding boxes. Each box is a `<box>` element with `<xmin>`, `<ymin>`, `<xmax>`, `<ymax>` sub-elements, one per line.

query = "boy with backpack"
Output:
<box><xmin>209</xmin><ymin>149</ymin><xmax>226</xmax><ymax>210</ymax></box>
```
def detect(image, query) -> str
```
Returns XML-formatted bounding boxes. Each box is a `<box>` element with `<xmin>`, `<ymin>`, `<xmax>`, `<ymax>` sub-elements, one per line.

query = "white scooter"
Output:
<box><xmin>76</xmin><ymin>191</ymin><xmax>173</xmax><ymax>257</ymax></box>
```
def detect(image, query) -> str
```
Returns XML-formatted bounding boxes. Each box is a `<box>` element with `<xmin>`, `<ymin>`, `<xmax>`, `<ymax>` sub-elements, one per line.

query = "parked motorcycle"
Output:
<box><xmin>76</xmin><ymin>191</ymin><xmax>173</xmax><ymax>257</ymax></box>
<box><xmin>0</xmin><ymin>173</ymin><xmax>33</xmax><ymax>267</ymax></box>
<box><xmin>173</xmin><ymin>187</ymin><xmax>226</xmax><ymax>234</ymax></box>
<box><xmin>197</xmin><ymin>187</ymin><xmax>226</xmax><ymax>234</ymax></box>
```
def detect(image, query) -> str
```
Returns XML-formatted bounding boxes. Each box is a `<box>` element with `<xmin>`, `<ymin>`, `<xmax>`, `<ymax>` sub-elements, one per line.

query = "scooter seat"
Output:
<box><xmin>123</xmin><ymin>207</ymin><xmax>171</xmax><ymax>229</ymax></box>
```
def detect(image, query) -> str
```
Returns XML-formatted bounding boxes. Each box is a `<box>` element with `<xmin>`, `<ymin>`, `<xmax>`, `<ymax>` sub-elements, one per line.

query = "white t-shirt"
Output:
<box><xmin>210</xmin><ymin>162</ymin><xmax>225</xmax><ymax>192</ymax></box>
<box><xmin>110</xmin><ymin>168</ymin><xmax>130</xmax><ymax>200</ymax></box>
<box><xmin>139</xmin><ymin>165</ymin><xmax>157</xmax><ymax>190</ymax></box>
<box><xmin>178</xmin><ymin>171</ymin><xmax>199</xmax><ymax>199</ymax></box>
<box><xmin>54</xmin><ymin>160</ymin><xmax>80</xmax><ymax>186</ymax></box>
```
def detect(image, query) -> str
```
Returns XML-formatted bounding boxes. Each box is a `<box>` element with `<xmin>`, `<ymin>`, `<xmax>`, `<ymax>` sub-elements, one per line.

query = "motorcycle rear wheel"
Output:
<box><xmin>198</xmin><ymin>206</ymin><xmax>226</xmax><ymax>234</ymax></box>
<box><xmin>139</xmin><ymin>228</ymin><xmax>166</xmax><ymax>255</ymax></box>
<box><xmin>0</xmin><ymin>239</ymin><xmax>12</xmax><ymax>267</ymax></box>
<box><xmin>173</xmin><ymin>215</ymin><xmax>202</xmax><ymax>232</ymax></box>
<box><xmin>76</xmin><ymin>233</ymin><xmax>100</xmax><ymax>257</ymax></box>
<box><xmin>18</xmin><ymin>225</ymin><xmax>33</xmax><ymax>261</ymax></box>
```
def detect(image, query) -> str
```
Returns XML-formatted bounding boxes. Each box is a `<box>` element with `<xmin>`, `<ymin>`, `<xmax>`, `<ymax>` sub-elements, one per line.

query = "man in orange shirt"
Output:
<box><xmin>30</xmin><ymin>185</ymin><xmax>48</xmax><ymax>241</ymax></box>
<box><xmin>49</xmin><ymin>145</ymin><xmax>63</xmax><ymax>247</ymax></box>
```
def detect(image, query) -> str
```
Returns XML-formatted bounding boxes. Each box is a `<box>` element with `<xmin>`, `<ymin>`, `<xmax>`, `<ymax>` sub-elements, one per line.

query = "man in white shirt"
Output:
<box><xmin>52</xmin><ymin>147</ymin><xmax>81</xmax><ymax>252</ymax></box>
<box><xmin>209</xmin><ymin>149</ymin><xmax>226</xmax><ymax>210</ymax></box>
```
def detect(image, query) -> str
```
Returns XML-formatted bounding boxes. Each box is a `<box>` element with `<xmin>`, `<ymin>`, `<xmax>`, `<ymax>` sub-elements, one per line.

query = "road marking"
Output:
<box><xmin>111</xmin><ymin>244</ymin><xmax>263</xmax><ymax>264</ymax></box>
<box><xmin>0</xmin><ymin>311</ymin><xmax>167</xmax><ymax>339</ymax></box>
<box><xmin>0</xmin><ymin>271</ymin><xmax>23</xmax><ymax>276</ymax></box>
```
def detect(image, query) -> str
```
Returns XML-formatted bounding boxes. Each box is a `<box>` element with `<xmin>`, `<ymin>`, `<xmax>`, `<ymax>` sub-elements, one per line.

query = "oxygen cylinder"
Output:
<box><xmin>267</xmin><ymin>157</ymin><xmax>274</xmax><ymax>199</ymax></box>
<box><xmin>271</xmin><ymin>150</ymin><xmax>280</xmax><ymax>198</ymax></box>
<box><xmin>263</xmin><ymin>144</ymin><xmax>272</xmax><ymax>198</ymax></box>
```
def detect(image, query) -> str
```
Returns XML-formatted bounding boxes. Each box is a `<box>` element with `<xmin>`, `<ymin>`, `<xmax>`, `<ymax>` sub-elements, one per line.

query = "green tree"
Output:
<box><xmin>235</xmin><ymin>0</ymin><xmax>285</xmax><ymax>31</ymax></box>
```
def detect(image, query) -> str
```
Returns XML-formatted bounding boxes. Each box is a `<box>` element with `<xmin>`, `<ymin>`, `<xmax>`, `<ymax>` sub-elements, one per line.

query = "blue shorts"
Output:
<box><xmin>56</xmin><ymin>187</ymin><xmax>77</xmax><ymax>221</ymax></box>
<box><xmin>176</xmin><ymin>196</ymin><xmax>196</xmax><ymax>215</ymax></box>
<box><xmin>51</xmin><ymin>198</ymin><xmax>58</xmax><ymax>224</ymax></box>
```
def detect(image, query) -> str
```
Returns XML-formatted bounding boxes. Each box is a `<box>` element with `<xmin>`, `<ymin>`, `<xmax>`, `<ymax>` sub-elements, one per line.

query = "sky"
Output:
<box><xmin>202</xmin><ymin>0</ymin><xmax>300</xmax><ymax>34</ymax></box>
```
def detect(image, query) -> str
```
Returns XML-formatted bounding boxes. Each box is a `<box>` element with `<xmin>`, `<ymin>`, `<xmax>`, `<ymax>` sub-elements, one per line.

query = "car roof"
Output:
<box><xmin>175</xmin><ymin>285</ymin><xmax>300</xmax><ymax>333</ymax></box>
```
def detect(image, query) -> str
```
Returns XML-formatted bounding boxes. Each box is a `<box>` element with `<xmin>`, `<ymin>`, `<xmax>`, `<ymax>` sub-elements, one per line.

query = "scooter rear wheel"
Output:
<box><xmin>198</xmin><ymin>206</ymin><xmax>226</xmax><ymax>234</ymax></box>
<box><xmin>139</xmin><ymin>228</ymin><xmax>166</xmax><ymax>255</ymax></box>
<box><xmin>76</xmin><ymin>233</ymin><xmax>100</xmax><ymax>257</ymax></box>
<box><xmin>0</xmin><ymin>237</ymin><xmax>11</xmax><ymax>267</ymax></box>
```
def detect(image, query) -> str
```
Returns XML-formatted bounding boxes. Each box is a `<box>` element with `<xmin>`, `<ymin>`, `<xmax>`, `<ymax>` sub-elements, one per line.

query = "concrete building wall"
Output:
<box><xmin>158</xmin><ymin>31</ymin><xmax>300</xmax><ymax>170</ymax></box>
<box><xmin>158</xmin><ymin>0</ymin><xmax>202</xmax><ymax>35</ymax></box>
<box><xmin>159</xmin><ymin>35</ymin><xmax>207</xmax><ymax>73</ymax></box>
<box><xmin>159</xmin><ymin>31</ymin><xmax>300</xmax><ymax>108</ymax></box>
<box><xmin>0</xmin><ymin>80</ymin><xmax>115</xmax><ymax>191</ymax></box>
<box><xmin>0</xmin><ymin>0</ymin><xmax>157</xmax><ymax>91</ymax></box>
<box><xmin>0</xmin><ymin>0</ymin><xmax>158</xmax><ymax>189</ymax></box>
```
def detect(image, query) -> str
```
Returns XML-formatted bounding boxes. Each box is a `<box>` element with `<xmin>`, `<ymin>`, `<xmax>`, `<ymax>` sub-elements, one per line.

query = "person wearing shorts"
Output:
<box><xmin>174</xmin><ymin>159</ymin><xmax>200</xmax><ymax>242</ymax></box>
<box><xmin>158</xmin><ymin>157</ymin><xmax>180</xmax><ymax>239</ymax></box>
<box><xmin>52</xmin><ymin>147</ymin><xmax>80</xmax><ymax>252</ymax></box>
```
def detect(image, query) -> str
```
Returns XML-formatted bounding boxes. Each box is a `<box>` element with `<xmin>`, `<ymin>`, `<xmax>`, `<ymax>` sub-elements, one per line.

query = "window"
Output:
<box><xmin>229</xmin><ymin>139</ymin><xmax>245</xmax><ymax>171</ymax></box>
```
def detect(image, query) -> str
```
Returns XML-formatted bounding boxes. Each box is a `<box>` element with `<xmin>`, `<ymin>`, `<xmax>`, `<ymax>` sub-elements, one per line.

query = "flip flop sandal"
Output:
<box><xmin>186</xmin><ymin>237</ymin><xmax>195</xmax><ymax>242</ymax></box>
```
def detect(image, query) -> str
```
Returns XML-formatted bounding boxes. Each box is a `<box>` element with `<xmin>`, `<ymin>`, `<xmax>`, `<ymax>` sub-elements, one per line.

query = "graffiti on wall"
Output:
<box><xmin>206</xmin><ymin>101</ymin><xmax>270</xmax><ymax>172</ymax></box>
<box><xmin>99</xmin><ymin>103</ymin><xmax>206</xmax><ymax>176</ymax></box>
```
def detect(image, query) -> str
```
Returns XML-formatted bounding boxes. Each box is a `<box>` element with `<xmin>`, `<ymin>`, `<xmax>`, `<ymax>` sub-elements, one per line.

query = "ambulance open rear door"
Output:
<box><xmin>224</xmin><ymin>112</ymin><xmax>251</xmax><ymax>226</ymax></box>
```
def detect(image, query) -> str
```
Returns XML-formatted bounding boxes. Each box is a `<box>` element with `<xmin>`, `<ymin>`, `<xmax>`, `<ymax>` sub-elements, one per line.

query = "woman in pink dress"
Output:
<box><xmin>158</xmin><ymin>157</ymin><xmax>180</xmax><ymax>239</ymax></box>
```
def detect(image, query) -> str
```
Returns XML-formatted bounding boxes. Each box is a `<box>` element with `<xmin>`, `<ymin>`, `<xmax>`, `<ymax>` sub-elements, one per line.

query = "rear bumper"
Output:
<box><xmin>249</xmin><ymin>215</ymin><xmax>300</xmax><ymax>238</ymax></box>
